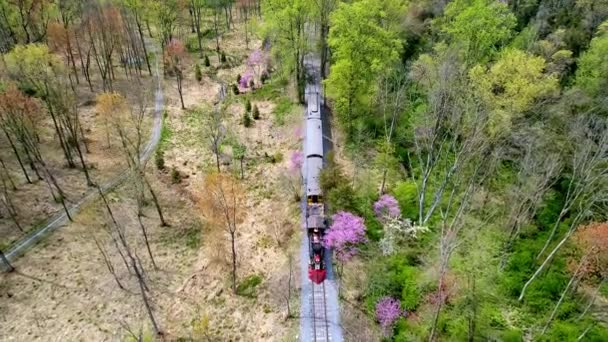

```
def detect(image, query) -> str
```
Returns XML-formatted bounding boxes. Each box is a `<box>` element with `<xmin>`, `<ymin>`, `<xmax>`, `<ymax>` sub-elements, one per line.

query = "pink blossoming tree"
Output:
<box><xmin>323</xmin><ymin>211</ymin><xmax>367</xmax><ymax>262</ymax></box>
<box><xmin>375</xmin><ymin>296</ymin><xmax>405</xmax><ymax>335</ymax></box>
<box><xmin>373</xmin><ymin>194</ymin><xmax>401</xmax><ymax>221</ymax></box>
<box><xmin>289</xmin><ymin>150</ymin><xmax>303</xmax><ymax>173</ymax></box>
<box><xmin>239</xmin><ymin>69</ymin><xmax>253</xmax><ymax>88</ymax></box>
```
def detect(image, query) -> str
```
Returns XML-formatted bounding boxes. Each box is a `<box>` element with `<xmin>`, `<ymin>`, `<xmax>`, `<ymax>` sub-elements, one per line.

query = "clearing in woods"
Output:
<box><xmin>0</xmin><ymin>22</ymin><xmax>302</xmax><ymax>341</ymax></box>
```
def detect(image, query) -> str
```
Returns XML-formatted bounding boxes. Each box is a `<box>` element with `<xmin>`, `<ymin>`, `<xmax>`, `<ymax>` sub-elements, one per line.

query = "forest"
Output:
<box><xmin>0</xmin><ymin>0</ymin><xmax>607</xmax><ymax>341</ymax></box>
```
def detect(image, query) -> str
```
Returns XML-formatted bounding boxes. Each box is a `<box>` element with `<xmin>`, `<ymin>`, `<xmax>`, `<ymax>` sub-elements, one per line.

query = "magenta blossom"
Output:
<box><xmin>323</xmin><ymin>211</ymin><xmax>367</xmax><ymax>262</ymax></box>
<box><xmin>294</xmin><ymin>126</ymin><xmax>303</xmax><ymax>140</ymax></box>
<box><xmin>375</xmin><ymin>296</ymin><xmax>405</xmax><ymax>335</ymax></box>
<box><xmin>289</xmin><ymin>150</ymin><xmax>303</xmax><ymax>173</ymax></box>
<box><xmin>247</xmin><ymin>49</ymin><xmax>264</xmax><ymax>68</ymax></box>
<box><xmin>240</xmin><ymin>69</ymin><xmax>253</xmax><ymax>88</ymax></box>
<box><xmin>373</xmin><ymin>194</ymin><xmax>401</xmax><ymax>220</ymax></box>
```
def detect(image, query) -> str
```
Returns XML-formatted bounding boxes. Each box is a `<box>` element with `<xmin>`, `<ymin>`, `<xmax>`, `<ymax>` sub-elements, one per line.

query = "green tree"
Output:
<box><xmin>262</xmin><ymin>0</ymin><xmax>311</xmax><ymax>102</ymax></box>
<box><xmin>232</xmin><ymin>143</ymin><xmax>246</xmax><ymax>179</ymax></box>
<box><xmin>469</xmin><ymin>49</ymin><xmax>558</xmax><ymax>137</ymax></box>
<box><xmin>324</xmin><ymin>0</ymin><xmax>402</xmax><ymax>138</ymax></box>
<box><xmin>442</xmin><ymin>0</ymin><xmax>517</xmax><ymax>63</ymax></box>
<box><xmin>575</xmin><ymin>21</ymin><xmax>608</xmax><ymax>98</ymax></box>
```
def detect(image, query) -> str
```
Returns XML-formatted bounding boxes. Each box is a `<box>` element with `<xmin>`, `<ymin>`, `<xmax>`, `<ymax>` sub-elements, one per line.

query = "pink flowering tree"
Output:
<box><xmin>294</xmin><ymin>126</ymin><xmax>303</xmax><ymax>140</ymax></box>
<box><xmin>289</xmin><ymin>150</ymin><xmax>303</xmax><ymax>174</ymax></box>
<box><xmin>374</xmin><ymin>194</ymin><xmax>428</xmax><ymax>255</ymax></box>
<box><xmin>247</xmin><ymin>48</ymin><xmax>264</xmax><ymax>78</ymax></box>
<box><xmin>373</xmin><ymin>194</ymin><xmax>401</xmax><ymax>221</ymax></box>
<box><xmin>375</xmin><ymin>296</ymin><xmax>405</xmax><ymax>335</ymax></box>
<box><xmin>239</xmin><ymin>69</ymin><xmax>253</xmax><ymax>89</ymax></box>
<box><xmin>323</xmin><ymin>211</ymin><xmax>367</xmax><ymax>262</ymax></box>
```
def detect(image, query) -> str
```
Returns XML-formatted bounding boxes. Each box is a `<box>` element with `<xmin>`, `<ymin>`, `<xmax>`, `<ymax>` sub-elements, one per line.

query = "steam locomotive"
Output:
<box><xmin>305</xmin><ymin>88</ymin><xmax>326</xmax><ymax>284</ymax></box>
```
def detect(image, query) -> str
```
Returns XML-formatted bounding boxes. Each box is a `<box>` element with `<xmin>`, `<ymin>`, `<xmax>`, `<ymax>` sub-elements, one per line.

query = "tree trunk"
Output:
<box><xmin>137</xmin><ymin>215</ymin><xmax>157</xmax><ymax>270</ymax></box>
<box><xmin>541</xmin><ymin>252</ymin><xmax>589</xmax><ymax>336</ymax></box>
<box><xmin>177</xmin><ymin>71</ymin><xmax>185</xmax><ymax>110</ymax></box>
<box><xmin>0</xmin><ymin>157</ymin><xmax>17</xmax><ymax>190</ymax></box>
<box><xmin>135</xmin><ymin>15</ymin><xmax>152</xmax><ymax>76</ymax></box>
<box><xmin>215</xmin><ymin>150</ymin><xmax>220</xmax><ymax>173</ymax></box>
<box><xmin>94</xmin><ymin>236</ymin><xmax>125</xmax><ymax>290</ymax></box>
<box><xmin>44</xmin><ymin>86</ymin><xmax>75</xmax><ymax>168</ymax></box>
<box><xmin>519</xmin><ymin>228</ymin><xmax>575</xmax><ymax>301</ymax></box>
<box><xmin>2</xmin><ymin>130</ymin><xmax>31</xmax><ymax>183</ymax></box>
<box><xmin>214</xmin><ymin>11</ymin><xmax>220</xmax><ymax>54</ymax></box>
<box><xmin>230</xmin><ymin>230</ymin><xmax>237</xmax><ymax>293</ymax></box>
<box><xmin>144</xmin><ymin>176</ymin><xmax>168</xmax><ymax>227</ymax></box>
<box><xmin>1</xmin><ymin>182</ymin><xmax>22</xmax><ymax>232</ymax></box>
<box><xmin>74</xmin><ymin>132</ymin><xmax>94</xmax><ymax>186</ymax></box>
<box><xmin>133</xmin><ymin>258</ymin><xmax>161</xmax><ymax>336</ymax></box>
<box><xmin>240</xmin><ymin>158</ymin><xmax>244</xmax><ymax>179</ymax></box>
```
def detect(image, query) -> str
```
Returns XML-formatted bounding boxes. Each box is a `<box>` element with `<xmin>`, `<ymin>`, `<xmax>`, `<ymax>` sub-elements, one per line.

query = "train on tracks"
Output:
<box><xmin>305</xmin><ymin>88</ymin><xmax>326</xmax><ymax>284</ymax></box>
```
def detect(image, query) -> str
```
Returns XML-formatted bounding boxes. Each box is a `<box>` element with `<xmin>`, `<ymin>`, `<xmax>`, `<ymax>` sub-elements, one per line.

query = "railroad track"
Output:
<box><xmin>311</xmin><ymin>281</ymin><xmax>330</xmax><ymax>342</ymax></box>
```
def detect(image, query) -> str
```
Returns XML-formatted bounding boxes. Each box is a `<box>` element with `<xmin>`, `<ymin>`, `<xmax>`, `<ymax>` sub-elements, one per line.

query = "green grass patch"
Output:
<box><xmin>160</xmin><ymin>220</ymin><xmax>202</xmax><ymax>250</ymax></box>
<box><xmin>236</xmin><ymin>274</ymin><xmax>263</xmax><ymax>298</ymax></box>
<box><xmin>158</xmin><ymin>111</ymin><xmax>173</xmax><ymax>152</ymax></box>
<box><xmin>247</xmin><ymin>77</ymin><xmax>288</xmax><ymax>101</ymax></box>
<box><xmin>272</xmin><ymin>97</ymin><xmax>295</xmax><ymax>125</ymax></box>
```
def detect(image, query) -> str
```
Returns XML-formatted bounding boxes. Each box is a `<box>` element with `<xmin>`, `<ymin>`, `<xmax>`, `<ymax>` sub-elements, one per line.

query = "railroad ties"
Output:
<box><xmin>311</xmin><ymin>282</ymin><xmax>330</xmax><ymax>342</ymax></box>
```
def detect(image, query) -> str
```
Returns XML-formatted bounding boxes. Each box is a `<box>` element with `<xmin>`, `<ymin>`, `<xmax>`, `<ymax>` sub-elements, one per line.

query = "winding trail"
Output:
<box><xmin>5</xmin><ymin>42</ymin><xmax>164</xmax><ymax>262</ymax></box>
<box><xmin>299</xmin><ymin>54</ymin><xmax>343</xmax><ymax>342</ymax></box>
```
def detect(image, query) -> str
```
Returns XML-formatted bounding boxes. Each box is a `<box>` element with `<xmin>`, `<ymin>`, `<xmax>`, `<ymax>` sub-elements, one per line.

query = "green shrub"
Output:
<box><xmin>245</xmin><ymin>99</ymin><xmax>252</xmax><ymax>112</ymax></box>
<box><xmin>155</xmin><ymin>150</ymin><xmax>165</xmax><ymax>170</ymax></box>
<box><xmin>243</xmin><ymin>112</ymin><xmax>252</xmax><ymax>127</ymax></box>
<box><xmin>204</xmin><ymin>55</ymin><xmax>210</xmax><ymax>67</ymax></box>
<box><xmin>232</xmin><ymin>84</ymin><xmax>239</xmax><ymax>95</ymax></box>
<box><xmin>252</xmin><ymin>105</ymin><xmax>260</xmax><ymax>119</ymax></box>
<box><xmin>392</xmin><ymin>180</ymin><xmax>419</xmax><ymax>221</ymax></box>
<box><xmin>236</xmin><ymin>74</ymin><xmax>241</xmax><ymax>84</ymax></box>
<box><xmin>365</xmin><ymin>256</ymin><xmax>421</xmax><ymax>313</ymax></box>
<box><xmin>501</xmin><ymin>328</ymin><xmax>523</xmax><ymax>342</ymax></box>
<box><xmin>236</xmin><ymin>274</ymin><xmax>262</xmax><ymax>298</ymax></box>
<box><xmin>220</xmin><ymin>51</ymin><xmax>227</xmax><ymax>63</ymax></box>
<box><xmin>171</xmin><ymin>167</ymin><xmax>181</xmax><ymax>184</ymax></box>
<box><xmin>327</xmin><ymin>183</ymin><xmax>358</xmax><ymax>214</ymax></box>
<box><xmin>535</xmin><ymin>190</ymin><xmax>564</xmax><ymax>230</ymax></box>
<box><xmin>194</xmin><ymin>63</ymin><xmax>202</xmax><ymax>82</ymax></box>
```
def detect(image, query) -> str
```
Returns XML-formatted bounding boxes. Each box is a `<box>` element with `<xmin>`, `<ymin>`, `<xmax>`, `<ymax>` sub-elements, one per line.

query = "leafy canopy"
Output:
<box><xmin>324</xmin><ymin>0</ymin><xmax>402</xmax><ymax>131</ymax></box>
<box><xmin>575</xmin><ymin>21</ymin><xmax>608</xmax><ymax>97</ymax></box>
<box><xmin>469</xmin><ymin>49</ymin><xmax>558</xmax><ymax>136</ymax></box>
<box><xmin>442</xmin><ymin>0</ymin><xmax>517</xmax><ymax>63</ymax></box>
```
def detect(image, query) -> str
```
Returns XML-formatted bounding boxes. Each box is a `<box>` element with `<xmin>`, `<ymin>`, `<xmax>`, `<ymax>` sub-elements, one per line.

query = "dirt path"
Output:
<box><xmin>4</xmin><ymin>41</ymin><xmax>164</xmax><ymax>263</ymax></box>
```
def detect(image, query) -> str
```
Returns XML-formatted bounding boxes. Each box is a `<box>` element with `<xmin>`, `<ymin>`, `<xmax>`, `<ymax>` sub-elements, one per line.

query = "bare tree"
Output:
<box><xmin>410</xmin><ymin>49</ymin><xmax>485</xmax><ymax>227</ymax></box>
<box><xmin>519</xmin><ymin>115</ymin><xmax>608</xmax><ymax>301</ymax></box>
<box><xmin>190</xmin><ymin>0</ymin><xmax>205</xmax><ymax>57</ymax></box>
<box><xmin>500</xmin><ymin>126</ymin><xmax>562</xmax><ymax>265</ymax></box>
<box><xmin>97</xmin><ymin>186</ymin><xmax>162</xmax><ymax>336</ymax></box>
<box><xmin>376</xmin><ymin>69</ymin><xmax>407</xmax><ymax>194</ymax></box>
<box><xmin>0</xmin><ymin>169</ymin><xmax>22</xmax><ymax>232</ymax></box>
<box><xmin>200</xmin><ymin>173</ymin><xmax>245</xmax><ymax>293</ymax></box>
<box><xmin>283</xmin><ymin>255</ymin><xmax>294</xmax><ymax>319</ymax></box>
<box><xmin>201</xmin><ymin>108</ymin><xmax>225</xmax><ymax>173</ymax></box>
<box><xmin>312</xmin><ymin>0</ymin><xmax>336</xmax><ymax>78</ymax></box>
<box><xmin>540</xmin><ymin>251</ymin><xmax>591</xmax><ymax>336</ymax></box>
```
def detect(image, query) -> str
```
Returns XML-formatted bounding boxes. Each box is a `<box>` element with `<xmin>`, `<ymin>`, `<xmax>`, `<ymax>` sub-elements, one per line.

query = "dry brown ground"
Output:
<box><xmin>0</xmin><ymin>72</ymin><xmax>154</xmax><ymax>248</ymax></box>
<box><xmin>0</xmin><ymin>20</ymin><xmax>302</xmax><ymax>341</ymax></box>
